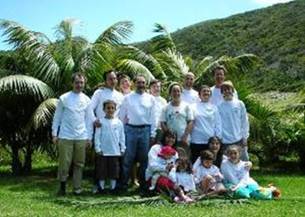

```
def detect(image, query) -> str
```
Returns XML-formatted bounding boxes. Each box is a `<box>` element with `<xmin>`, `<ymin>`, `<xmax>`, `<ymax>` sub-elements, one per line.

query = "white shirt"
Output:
<box><xmin>210</xmin><ymin>85</ymin><xmax>238</xmax><ymax>106</ymax></box>
<box><xmin>217</xmin><ymin>99</ymin><xmax>249</xmax><ymax>144</ymax></box>
<box><xmin>119</xmin><ymin>92</ymin><xmax>157</xmax><ymax>137</ymax></box>
<box><xmin>160</xmin><ymin>102</ymin><xmax>194</xmax><ymax>141</ymax></box>
<box><xmin>153</xmin><ymin>95</ymin><xmax>167</xmax><ymax>128</ymax></box>
<box><xmin>221</xmin><ymin>159</ymin><xmax>257</xmax><ymax>188</ymax></box>
<box><xmin>191</xmin><ymin>101</ymin><xmax>222</xmax><ymax>144</ymax></box>
<box><xmin>52</xmin><ymin>91</ymin><xmax>91</xmax><ymax>140</ymax></box>
<box><xmin>145</xmin><ymin>153</ymin><xmax>177</xmax><ymax>181</ymax></box>
<box><xmin>169</xmin><ymin>168</ymin><xmax>196</xmax><ymax>192</ymax></box>
<box><xmin>181</xmin><ymin>88</ymin><xmax>200</xmax><ymax>105</ymax></box>
<box><xmin>193</xmin><ymin>164</ymin><xmax>223</xmax><ymax>184</ymax></box>
<box><xmin>94</xmin><ymin>117</ymin><xmax>125</xmax><ymax>156</ymax></box>
<box><xmin>89</xmin><ymin>87</ymin><xmax>124</xmax><ymax>119</ymax></box>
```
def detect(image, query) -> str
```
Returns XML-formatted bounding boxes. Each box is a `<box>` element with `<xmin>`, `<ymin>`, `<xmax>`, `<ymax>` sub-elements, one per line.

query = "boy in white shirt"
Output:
<box><xmin>194</xmin><ymin>150</ymin><xmax>226</xmax><ymax>196</ymax></box>
<box><xmin>217</xmin><ymin>81</ymin><xmax>250</xmax><ymax>161</ymax></box>
<box><xmin>94</xmin><ymin>100</ymin><xmax>125</xmax><ymax>193</ymax></box>
<box><xmin>181</xmin><ymin>72</ymin><xmax>200</xmax><ymax>105</ymax></box>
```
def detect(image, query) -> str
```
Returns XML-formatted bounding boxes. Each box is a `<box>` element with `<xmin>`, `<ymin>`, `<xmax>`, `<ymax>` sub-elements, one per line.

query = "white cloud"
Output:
<box><xmin>252</xmin><ymin>0</ymin><xmax>293</xmax><ymax>6</ymax></box>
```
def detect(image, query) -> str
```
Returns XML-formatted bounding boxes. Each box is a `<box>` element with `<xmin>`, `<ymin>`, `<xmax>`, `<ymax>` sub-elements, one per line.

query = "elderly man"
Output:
<box><xmin>52</xmin><ymin>73</ymin><xmax>91</xmax><ymax>195</ymax></box>
<box><xmin>119</xmin><ymin>75</ymin><xmax>157</xmax><ymax>192</ymax></box>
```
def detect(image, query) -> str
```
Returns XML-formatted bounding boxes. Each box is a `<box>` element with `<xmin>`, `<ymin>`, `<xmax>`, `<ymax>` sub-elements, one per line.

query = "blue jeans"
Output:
<box><xmin>121</xmin><ymin>124</ymin><xmax>151</xmax><ymax>189</ymax></box>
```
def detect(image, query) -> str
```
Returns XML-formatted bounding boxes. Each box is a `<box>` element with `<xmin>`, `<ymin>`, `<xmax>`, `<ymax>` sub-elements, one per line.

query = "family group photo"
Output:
<box><xmin>0</xmin><ymin>0</ymin><xmax>305</xmax><ymax>216</ymax></box>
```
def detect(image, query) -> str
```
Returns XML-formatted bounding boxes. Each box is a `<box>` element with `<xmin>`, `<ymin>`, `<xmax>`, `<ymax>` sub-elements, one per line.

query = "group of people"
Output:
<box><xmin>51</xmin><ymin>66</ymin><xmax>281</xmax><ymax>202</ymax></box>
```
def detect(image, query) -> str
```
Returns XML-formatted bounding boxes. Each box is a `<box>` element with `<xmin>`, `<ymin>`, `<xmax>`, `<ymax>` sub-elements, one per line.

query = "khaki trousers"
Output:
<box><xmin>57</xmin><ymin>139</ymin><xmax>86</xmax><ymax>190</ymax></box>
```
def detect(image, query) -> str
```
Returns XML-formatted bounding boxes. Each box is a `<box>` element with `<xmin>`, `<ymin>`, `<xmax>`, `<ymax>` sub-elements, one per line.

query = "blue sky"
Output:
<box><xmin>0</xmin><ymin>0</ymin><xmax>292</xmax><ymax>50</ymax></box>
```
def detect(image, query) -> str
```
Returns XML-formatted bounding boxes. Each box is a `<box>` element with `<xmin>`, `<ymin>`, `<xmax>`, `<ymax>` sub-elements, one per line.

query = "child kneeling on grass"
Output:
<box><xmin>221</xmin><ymin>145</ymin><xmax>280</xmax><ymax>199</ymax></box>
<box><xmin>94</xmin><ymin>100</ymin><xmax>125</xmax><ymax>193</ymax></box>
<box><xmin>194</xmin><ymin>150</ymin><xmax>226</xmax><ymax>196</ymax></box>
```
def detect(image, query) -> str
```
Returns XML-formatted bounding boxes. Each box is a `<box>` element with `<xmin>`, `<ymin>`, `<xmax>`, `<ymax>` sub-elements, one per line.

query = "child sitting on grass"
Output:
<box><xmin>194</xmin><ymin>150</ymin><xmax>226</xmax><ymax>196</ymax></box>
<box><xmin>147</xmin><ymin>145</ymin><xmax>177</xmax><ymax>191</ymax></box>
<box><xmin>221</xmin><ymin>145</ymin><xmax>280</xmax><ymax>199</ymax></box>
<box><xmin>169</xmin><ymin>158</ymin><xmax>196</xmax><ymax>197</ymax></box>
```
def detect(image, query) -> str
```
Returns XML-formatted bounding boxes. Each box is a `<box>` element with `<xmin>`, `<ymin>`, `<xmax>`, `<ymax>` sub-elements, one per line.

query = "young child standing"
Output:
<box><xmin>217</xmin><ymin>81</ymin><xmax>249</xmax><ymax>161</ymax></box>
<box><xmin>221</xmin><ymin>145</ymin><xmax>280</xmax><ymax>199</ymax></box>
<box><xmin>194</xmin><ymin>150</ymin><xmax>226</xmax><ymax>196</ymax></box>
<box><xmin>94</xmin><ymin>100</ymin><xmax>125</xmax><ymax>193</ymax></box>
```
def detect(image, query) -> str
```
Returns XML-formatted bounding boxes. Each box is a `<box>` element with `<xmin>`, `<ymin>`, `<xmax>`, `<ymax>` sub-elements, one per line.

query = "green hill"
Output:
<box><xmin>140</xmin><ymin>0</ymin><xmax>305</xmax><ymax>91</ymax></box>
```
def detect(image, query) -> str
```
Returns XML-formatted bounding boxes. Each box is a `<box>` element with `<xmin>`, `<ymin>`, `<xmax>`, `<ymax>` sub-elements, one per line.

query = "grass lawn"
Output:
<box><xmin>1</xmin><ymin>164</ymin><xmax>304</xmax><ymax>217</ymax></box>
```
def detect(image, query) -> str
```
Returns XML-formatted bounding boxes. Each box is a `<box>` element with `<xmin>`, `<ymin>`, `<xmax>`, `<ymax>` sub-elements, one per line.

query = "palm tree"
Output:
<box><xmin>0</xmin><ymin>19</ymin><xmax>139</xmax><ymax>174</ymax></box>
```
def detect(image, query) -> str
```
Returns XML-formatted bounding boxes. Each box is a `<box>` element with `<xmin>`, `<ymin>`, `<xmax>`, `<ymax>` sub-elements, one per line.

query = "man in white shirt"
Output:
<box><xmin>119</xmin><ymin>75</ymin><xmax>157</xmax><ymax>192</ymax></box>
<box><xmin>52</xmin><ymin>73</ymin><xmax>91</xmax><ymax>195</ymax></box>
<box><xmin>88</xmin><ymin>70</ymin><xmax>124</xmax><ymax>136</ymax></box>
<box><xmin>210</xmin><ymin>66</ymin><xmax>238</xmax><ymax>106</ymax></box>
<box><xmin>217</xmin><ymin>81</ymin><xmax>249</xmax><ymax>161</ymax></box>
<box><xmin>181</xmin><ymin>72</ymin><xmax>200</xmax><ymax>105</ymax></box>
<box><xmin>149</xmin><ymin>79</ymin><xmax>167</xmax><ymax>143</ymax></box>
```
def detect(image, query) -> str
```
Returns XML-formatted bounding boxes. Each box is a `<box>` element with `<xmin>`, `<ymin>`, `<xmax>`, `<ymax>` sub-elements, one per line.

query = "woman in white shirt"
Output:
<box><xmin>190</xmin><ymin>85</ymin><xmax>222</xmax><ymax>163</ymax></box>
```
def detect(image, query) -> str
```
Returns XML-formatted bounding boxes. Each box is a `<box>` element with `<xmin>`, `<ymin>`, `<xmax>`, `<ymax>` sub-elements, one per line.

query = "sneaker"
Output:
<box><xmin>57</xmin><ymin>188</ymin><xmax>66</xmax><ymax>196</ymax></box>
<box><xmin>73</xmin><ymin>189</ymin><xmax>82</xmax><ymax>195</ymax></box>
<box><xmin>92</xmin><ymin>185</ymin><xmax>99</xmax><ymax>194</ymax></box>
<box><xmin>183</xmin><ymin>195</ymin><xmax>194</xmax><ymax>203</ymax></box>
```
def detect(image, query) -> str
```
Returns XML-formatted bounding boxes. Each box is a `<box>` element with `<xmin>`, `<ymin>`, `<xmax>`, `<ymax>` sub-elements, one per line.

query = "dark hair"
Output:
<box><xmin>176</xmin><ymin>158</ymin><xmax>192</xmax><ymax>174</ymax></box>
<box><xmin>198</xmin><ymin>85</ymin><xmax>211</xmax><ymax>94</ymax></box>
<box><xmin>207</xmin><ymin>136</ymin><xmax>222</xmax><ymax>147</ymax></box>
<box><xmin>134</xmin><ymin>74</ymin><xmax>146</xmax><ymax>83</ymax></box>
<box><xmin>103</xmin><ymin>69</ymin><xmax>117</xmax><ymax>81</ymax></box>
<box><xmin>161</xmin><ymin>130</ymin><xmax>177</xmax><ymax>145</ymax></box>
<box><xmin>149</xmin><ymin>79</ymin><xmax>161</xmax><ymax>88</ymax></box>
<box><xmin>103</xmin><ymin>100</ymin><xmax>117</xmax><ymax>109</ymax></box>
<box><xmin>168</xmin><ymin>82</ymin><xmax>182</xmax><ymax>95</ymax></box>
<box><xmin>200</xmin><ymin>150</ymin><xmax>215</xmax><ymax>161</ymax></box>
<box><xmin>71</xmin><ymin>72</ymin><xmax>86</xmax><ymax>83</ymax></box>
<box><xmin>212</xmin><ymin>65</ymin><xmax>227</xmax><ymax>75</ymax></box>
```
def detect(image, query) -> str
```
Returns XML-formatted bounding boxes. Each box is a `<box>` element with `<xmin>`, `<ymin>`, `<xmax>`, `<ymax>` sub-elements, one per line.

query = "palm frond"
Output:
<box><xmin>95</xmin><ymin>21</ymin><xmax>133</xmax><ymax>45</ymax></box>
<box><xmin>116</xmin><ymin>59</ymin><xmax>155</xmax><ymax>82</ymax></box>
<box><xmin>156</xmin><ymin>49</ymin><xmax>189</xmax><ymax>81</ymax></box>
<box><xmin>150</xmin><ymin>23</ymin><xmax>176</xmax><ymax>53</ymax></box>
<box><xmin>55</xmin><ymin>19</ymin><xmax>79</xmax><ymax>40</ymax></box>
<box><xmin>0</xmin><ymin>75</ymin><xmax>54</xmax><ymax>101</ymax></box>
<box><xmin>117</xmin><ymin>45</ymin><xmax>166</xmax><ymax>79</ymax></box>
<box><xmin>27</xmin><ymin>98</ymin><xmax>58</xmax><ymax>130</ymax></box>
<box><xmin>0</xmin><ymin>19</ymin><xmax>60</xmax><ymax>85</ymax></box>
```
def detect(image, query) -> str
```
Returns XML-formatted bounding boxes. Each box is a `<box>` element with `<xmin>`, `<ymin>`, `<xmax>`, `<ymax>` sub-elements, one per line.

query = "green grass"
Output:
<box><xmin>0</xmin><ymin>164</ymin><xmax>305</xmax><ymax>217</ymax></box>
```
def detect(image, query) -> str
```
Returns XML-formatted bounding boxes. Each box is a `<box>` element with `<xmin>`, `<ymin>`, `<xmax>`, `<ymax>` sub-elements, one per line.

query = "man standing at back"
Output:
<box><xmin>181</xmin><ymin>72</ymin><xmax>200</xmax><ymax>105</ymax></box>
<box><xmin>210</xmin><ymin>65</ymin><xmax>238</xmax><ymax>106</ymax></box>
<box><xmin>52</xmin><ymin>73</ymin><xmax>91</xmax><ymax>195</ymax></box>
<box><xmin>119</xmin><ymin>75</ymin><xmax>157</xmax><ymax>193</ymax></box>
<box><xmin>88</xmin><ymin>70</ymin><xmax>124</xmax><ymax>132</ymax></box>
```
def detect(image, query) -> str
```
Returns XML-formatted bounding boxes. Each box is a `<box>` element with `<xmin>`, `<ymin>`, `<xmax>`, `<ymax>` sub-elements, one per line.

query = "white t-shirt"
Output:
<box><xmin>169</xmin><ymin>168</ymin><xmax>196</xmax><ymax>192</ymax></box>
<box><xmin>153</xmin><ymin>95</ymin><xmax>167</xmax><ymax>128</ymax></box>
<box><xmin>217</xmin><ymin>99</ymin><xmax>249</xmax><ymax>144</ymax></box>
<box><xmin>193</xmin><ymin>164</ymin><xmax>223</xmax><ymax>184</ymax></box>
<box><xmin>181</xmin><ymin>88</ymin><xmax>200</xmax><ymax>105</ymax></box>
<box><xmin>94</xmin><ymin>117</ymin><xmax>125</xmax><ymax>156</ymax></box>
<box><xmin>160</xmin><ymin>102</ymin><xmax>194</xmax><ymax>141</ymax></box>
<box><xmin>221</xmin><ymin>158</ymin><xmax>257</xmax><ymax>188</ymax></box>
<box><xmin>89</xmin><ymin>87</ymin><xmax>124</xmax><ymax>119</ymax></box>
<box><xmin>119</xmin><ymin>92</ymin><xmax>157</xmax><ymax>137</ymax></box>
<box><xmin>191</xmin><ymin>101</ymin><xmax>222</xmax><ymax>144</ymax></box>
<box><xmin>52</xmin><ymin>91</ymin><xmax>91</xmax><ymax>140</ymax></box>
